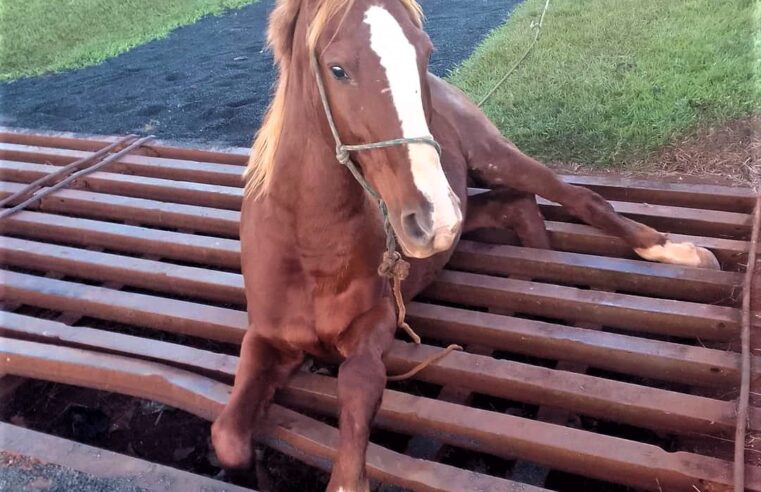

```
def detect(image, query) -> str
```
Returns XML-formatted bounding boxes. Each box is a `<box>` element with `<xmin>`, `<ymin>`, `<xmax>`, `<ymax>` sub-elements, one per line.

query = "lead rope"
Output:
<box><xmin>477</xmin><ymin>0</ymin><xmax>551</xmax><ymax>108</ymax></box>
<box><xmin>311</xmin><ymin>53</ymin><xmax>462</xmax><ymax>379</ymax></box>
<box><xmin>735</xmin><ymin>194</ymin><xmax>761</xmax><ymax>492</ymax></box>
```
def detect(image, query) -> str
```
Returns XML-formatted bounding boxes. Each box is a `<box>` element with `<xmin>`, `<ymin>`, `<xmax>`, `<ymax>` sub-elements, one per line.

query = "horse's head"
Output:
<box><xmin>310</xmin><ymin>0</ymin><xmax>462</xmax><ymax>258</ymax></box>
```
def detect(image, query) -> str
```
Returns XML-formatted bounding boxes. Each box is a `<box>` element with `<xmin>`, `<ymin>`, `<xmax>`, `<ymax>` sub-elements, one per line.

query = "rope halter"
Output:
<box><xmin>310</xmin><ymin>51</ymin><xmax>443</xmax><ymax>268</ymax></box>
<box><xmin>310</xmin><ymin>51</ymin><xmax>463</xmax><ymax>363</ymax></box>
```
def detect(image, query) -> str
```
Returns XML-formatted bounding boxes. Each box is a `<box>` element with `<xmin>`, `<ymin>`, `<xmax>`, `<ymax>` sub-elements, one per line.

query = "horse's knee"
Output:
<box><xmin>562</xmin><ymin>186</ymin><xmax>613</xmax><ymax>220</ymax></box>
<box><xmin>338</xmin><ymin>353</ymin><xmax>386</xmax><ymax>409</ymax></box>
<box><xmin>512</xmin><ymin>202</ymin><xmax>550</xmax><ymax>249</ymax></box>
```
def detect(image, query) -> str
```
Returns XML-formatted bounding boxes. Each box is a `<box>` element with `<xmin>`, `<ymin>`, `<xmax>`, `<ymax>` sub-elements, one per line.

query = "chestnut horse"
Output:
<box><xmin>212</xmin><ymin>1</ymin><xmax>720</xmax><ymax>490</ymax></box>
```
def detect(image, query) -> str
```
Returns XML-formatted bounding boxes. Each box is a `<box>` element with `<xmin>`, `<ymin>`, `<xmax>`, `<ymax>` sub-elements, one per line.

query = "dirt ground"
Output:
<box><xmin>552</xmin><ymin>114</ymin><xmax>760</xmax><ymax>188</ymax></box>
<box><xmin>0</xmin><ymin>381</ymin><xmax>330</xmax><ymax>491</ymax></box>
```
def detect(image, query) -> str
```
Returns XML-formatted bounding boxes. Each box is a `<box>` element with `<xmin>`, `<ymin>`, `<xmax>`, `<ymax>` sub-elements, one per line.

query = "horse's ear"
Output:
<box><xmin>268</xmin><ymin>0</ymin><xmax>302</xmax><ymax>65</ymax></box>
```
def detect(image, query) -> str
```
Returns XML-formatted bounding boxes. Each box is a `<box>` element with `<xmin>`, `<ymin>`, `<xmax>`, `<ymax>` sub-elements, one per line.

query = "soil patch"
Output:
<box><xmin>551</xmin><ymin>114</ymin><xmax>760</xmax><ymax>188</ymax></box>
<box><xmin>639</xmin><ymin>114</ymin><xmax>760</xmax><ymax>188</ymax></box>
<box><xmin>0</xmin><ymin>380</ymin><xmax>327</xmax><ymax>491</ymax></box>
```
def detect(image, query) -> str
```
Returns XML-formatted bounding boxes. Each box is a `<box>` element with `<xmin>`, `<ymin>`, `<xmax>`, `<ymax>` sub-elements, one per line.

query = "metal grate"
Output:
<box><xmin>1</xmin><ymin>127</ymin><xmax>759</xmax><ymax>491</ymax></box>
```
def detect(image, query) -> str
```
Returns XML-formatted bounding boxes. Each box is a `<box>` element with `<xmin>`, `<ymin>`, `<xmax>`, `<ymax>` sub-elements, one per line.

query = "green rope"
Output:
<box><xmin>477</xmin><ymin>0</ymin><xmax>551</xmax><ymax>108</ymax></box>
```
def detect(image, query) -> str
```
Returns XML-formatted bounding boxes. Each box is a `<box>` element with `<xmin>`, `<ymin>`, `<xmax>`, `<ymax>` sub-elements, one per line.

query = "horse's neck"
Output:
<box><xmin>267</xmin><ymin>106</ymin><xmax>375</xmax><ymax>254</ymax></box>
<box><xmin>269</xmin><ymin>56</ymin><xmax>364</xmax><ymax>210</ymax></box>
<box><xmin>265</xmin><ymin>17</ymin><xmax>380</xmax><ymax>251</ymax></box>
<box><xmin>275</xmin><ymin>133</ymin><xmax>363</xmax><ymax>211</ymax></box>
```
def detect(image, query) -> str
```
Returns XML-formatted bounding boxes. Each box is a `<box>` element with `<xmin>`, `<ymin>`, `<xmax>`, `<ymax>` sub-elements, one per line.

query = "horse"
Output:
<box><xmin>211</xmin><ymin>1</ymin><xmax>720</xmax><ymax>490</ymax></box>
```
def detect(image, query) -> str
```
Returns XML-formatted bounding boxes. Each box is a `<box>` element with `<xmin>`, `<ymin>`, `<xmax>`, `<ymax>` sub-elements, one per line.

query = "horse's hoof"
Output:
<box><xmin>695</xmin><ymin>246</ymin><xmax>721</xmax><ymax>270</ymax></box>
<box><xmin>327</xmin><ymin>484</ymin><xmax>370</xmax><ymax>492</ymax></box>
<box><xmin>634</xmin><ymin>240</ymin><xmax>721</xmax><ymax>270</ymax></box>
<box><xmin>211</xmin><ymin>419</ymin><xmax>253</xmax><ymax>469</ymax></box>
<box><xmin>326</xmin><ymin>477</ymin><xmax>370</xmax><ymax>492</ymax></box>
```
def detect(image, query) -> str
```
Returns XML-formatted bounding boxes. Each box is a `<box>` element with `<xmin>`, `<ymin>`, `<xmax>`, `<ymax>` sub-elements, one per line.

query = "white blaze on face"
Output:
<box><xmin>364</xmin><ymin>6</ymin><xmax>461</xmax><ymax>247</ymax></box>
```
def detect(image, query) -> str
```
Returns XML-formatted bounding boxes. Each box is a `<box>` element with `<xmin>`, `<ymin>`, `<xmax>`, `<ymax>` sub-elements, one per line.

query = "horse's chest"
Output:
<box><xmin>248</xmin><ymin>252</ymin><xmax>381</xmax><ymax>357</ymax></box>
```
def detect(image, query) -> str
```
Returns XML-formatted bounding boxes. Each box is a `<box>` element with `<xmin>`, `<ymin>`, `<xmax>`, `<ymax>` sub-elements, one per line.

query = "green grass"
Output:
<box><xmin>449</xmin><ymin>0</ymin><xmax>760</xmax><ymax>166</ymax></box>
<box><xmin>0</xmin><ymin>0</ymin><xmax>254</xmax><ymax>80</ymax></box>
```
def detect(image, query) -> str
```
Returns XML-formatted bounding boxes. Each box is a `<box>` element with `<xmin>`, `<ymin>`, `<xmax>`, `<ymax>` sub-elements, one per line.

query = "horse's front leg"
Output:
<box><xmin>327</xmin><ymin>301</ymin><xmax>396</xmax><ymax>492</ymax></box>
<box><xmin>212</xmin><ymin>329</ymin><xmax>303</xmax><ymax>469</ymax></box>
<box><xmin>468</xmin><ymin>140</ymin><xmax>720</xmax><ymax>269</ymax></box>
<box><xmin>464</xmin><ymin>188</ymin><xmax>551</xmax><ymax>249</ymax></box>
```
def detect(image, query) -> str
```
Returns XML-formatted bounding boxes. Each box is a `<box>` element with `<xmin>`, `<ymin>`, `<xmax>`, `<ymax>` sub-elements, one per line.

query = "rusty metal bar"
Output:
<box><xmin>537</xmin><ymin>196</ymin><xmax>752</xmax><ymax>238</ymax></box>
<box><xmin>383</xmin><ymin>340</ymin><xmax>758</xmax><ymax>435</ymax></box>
<box><xmin>0</xmin><ymin>337</ymin><xmax>518</xmax><ymax>492</ymax></box>
<box><xmin>1</xmin><ymin>160</ymin><xmax>242</xmax><ymax>210</ymax></box>
<box><xmin>451</xmin><ymin>240</ymin><xmax>742</xmax><ymax>304</ymax></box>
<box><xmin>1</xmin><ymin>319</ymin><xmax>755</xmax><ymax>491</ymax></box>
<box><xmin>0</xmin><ymin>137</ymin><xmax>153</xmax><ymax>221</ymax></box>
<box><xmin>0</xmin><ymin>141</ymin><xmax>244</xmax><ymax>187</ymax></box>
<box><xmin>0</xmin><ymin>129</ymin><xmax>250</xmax><ymax>166</ymax></box>
<box><xmin>1</xmin><ymin>269</ymin><xmax>247</xmax><ymax>343</ymax></box>
<box><xmin>1</xmin><ymin>180</ymin><xmax>748</xmax><ymax>268</ymax></box>
<box><xmin>3</xmin><ymin>132</ymin><xmax>755</xmax><ymax>214</ymax></box>
<box><xmin>1</xmin><ymin>239</ymin><xmax>752</xmax><ymax>387</ymax></box>
<box><xmin>0</xmin><ymin>142</ymin><xmax>244</xmax><ymax>186</ymax></box>
<box><xmin>737</xmin><ymin>194</ymin><xmax>761</xmax><ymax>491</ymax></box>
<box><xmin>0</xmin><ymin>236</ymin><xmax>246</xmax><ymax>304</ymax></box>
<box><xmin>0</xmin><ymin>181</ymin><xmax>240</xmax><ymax>237</ymax></box>
<box><xmin>0</xmin><ymin>422</ymin><xmax>256</xmax><ymax>492</ymax></box>
<box><xmin>427</xmin><ymin>270</ymin><xmax>740</xmax><ymax>341</ymax></box>
<box><xmin>0</xmin><ymin>311</ymin><xmax>238</xmax><ymax>380</ymax></box>
<box><xmin>0</xmin><ymin>229</ymin><xmax>740</xmax><ymax>306</ymax></box>
<box><xmin>0</xmin><ymin>210</ymin><xmax>741</xmax><ymax>305</ymax></box>
<box><xmin>0</xmin><ymin>136</ymin><xmax>135</xmax><ymax>208</ymax></box>
<box><xmin>3</xmin><ymin>151</ymin><xmax>752</xmax><ymax>238</ymax></box>
<box><xmin>471</xmin><ymin>187</ymin><xmax>752</xmax><ymax>239</ymax></box>
<box><xmin>542</xmin><ymin>220</ymin><xmax>749</xmax><ymax>269</ymax></box>
<box><xmin>0</xmin><ymin>210</ymin><xmax>241</xmax><ymax>269</ymax></box>
<box><xmin>558</xmin><ymin>174</ymin><xmax>757</xmax><ymax>213</ymax></box>
<box><xmin>1</xmin><ymin>271</ymin><xmax>753</xmax><ymax>436</ymax></box>
<box><xmin>406</xmin><ymin>302</ymin><xmax>754</xmax><ymax>387</ymax></box>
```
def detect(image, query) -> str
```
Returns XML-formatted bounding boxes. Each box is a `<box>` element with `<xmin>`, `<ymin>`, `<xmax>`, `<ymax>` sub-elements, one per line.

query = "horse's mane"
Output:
<box><xmin>244</xmin><ymin>0</ymin><xmax>423</xmax><ymax>198</ymax></box>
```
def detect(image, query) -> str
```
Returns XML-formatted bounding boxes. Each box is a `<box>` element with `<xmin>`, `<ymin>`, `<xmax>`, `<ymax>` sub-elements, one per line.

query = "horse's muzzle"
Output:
<box><xmin>399</xmin><ymin>192</ymin><xmax>462</xmax><ymax>258</ymax></box>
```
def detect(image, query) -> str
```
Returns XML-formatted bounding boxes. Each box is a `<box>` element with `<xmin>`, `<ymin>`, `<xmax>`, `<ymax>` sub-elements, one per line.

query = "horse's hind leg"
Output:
<box><xmin>464</xmin><ymin>188</ymin><xmax>551</xmax><ymax>249</ymax></box>
<box><xmin>212</xmin><ymin>329</ymin><xmax>303</xmax><ymax>469</ymax></box>
<box><xmin>327</xmin><ymin>301</ymin><xmax>396</xmax><ymax>492</ymax></box>
<box><xmin>468</xmin><ymin>143</ymin><xmax>720</xmax><ymax>269</ymax></box>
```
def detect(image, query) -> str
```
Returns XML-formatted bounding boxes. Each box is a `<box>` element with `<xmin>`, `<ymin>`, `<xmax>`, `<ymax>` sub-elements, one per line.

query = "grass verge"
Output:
<box><xmin>0</xmin><ymin>0</ymin><xmax>254</xmax><ymax>80</ymax></box>
<box><xmin>449</xmin><ymin>0</ymin><xmax>759</xmax><ymax>166</ymax></box>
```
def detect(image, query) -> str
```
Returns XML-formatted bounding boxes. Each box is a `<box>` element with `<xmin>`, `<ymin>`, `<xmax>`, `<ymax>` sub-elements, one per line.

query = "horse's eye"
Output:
<box><xmin>330</xmin><ymin>65</ymin><xmax>349</xmax><ymax>80</ymax></box>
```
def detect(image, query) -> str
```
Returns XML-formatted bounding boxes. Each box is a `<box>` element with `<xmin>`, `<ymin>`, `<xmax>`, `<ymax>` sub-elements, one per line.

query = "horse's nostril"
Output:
<box><xmin>401</xmin><ymin>210</ymin><xmax>433</xmax><ymax>244</ymax></box>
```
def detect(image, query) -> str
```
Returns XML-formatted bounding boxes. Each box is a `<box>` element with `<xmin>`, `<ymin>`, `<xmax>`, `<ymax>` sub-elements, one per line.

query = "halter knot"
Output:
<box><xmin>336</xmin><ymin>146</ymin><xmax>351</xmax><ymax>166</ymax></box>
<box><xmin>378</xmin><ymin>251</ymin><xmax>409</xmax><ymax>280</ymax></box>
